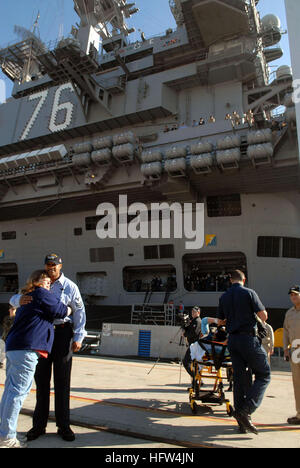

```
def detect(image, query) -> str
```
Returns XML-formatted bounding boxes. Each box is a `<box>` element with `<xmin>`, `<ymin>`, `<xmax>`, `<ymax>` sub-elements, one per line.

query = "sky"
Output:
<box><xmin>0</xmin><ymin>0</ymin><xmax>292</xmax><ymax>99</ymax></box>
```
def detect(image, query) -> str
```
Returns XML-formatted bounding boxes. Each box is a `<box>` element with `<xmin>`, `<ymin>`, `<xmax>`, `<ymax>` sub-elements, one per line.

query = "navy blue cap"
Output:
<box><xmin>289</xmin><ymin>285</ymin><xmax>300</xmax><ymax>295</ymax></box>
<box><xmin>44</xmin><ymin>254</ymin><xmax>62</xmax><ymax>265</ymax></box>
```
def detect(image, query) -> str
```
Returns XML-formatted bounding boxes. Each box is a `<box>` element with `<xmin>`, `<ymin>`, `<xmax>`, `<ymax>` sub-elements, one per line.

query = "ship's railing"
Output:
<box><xmin>39</xmin><ymin>36</ymin><xmax>82</xmax><ymax>54</ymax></box>
<box><xmin>0</xmin><ymin>153</ymin><xmax>73</xmax><ymax>180</ymax></box>
<box><xmin>0</xmin><ymin>37</ymin><xmax>46</xmax><ymax>54</ymax></box>
<box><xmin>131</xmin><ymin>304</ymin><xmax>175</xmax><ymax>326</ymax></box>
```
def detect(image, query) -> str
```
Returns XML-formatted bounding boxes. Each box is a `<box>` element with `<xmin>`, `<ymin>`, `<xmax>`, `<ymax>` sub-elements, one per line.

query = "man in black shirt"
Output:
<box><xmin>218</xmin><ymin>270</ymin><xmax>271</xmax><ymax>434</ymax></box>
<box><xmin>182</xmin><ymin>307</ymin><xmax>202</xmax><ymax>377</ymax></box>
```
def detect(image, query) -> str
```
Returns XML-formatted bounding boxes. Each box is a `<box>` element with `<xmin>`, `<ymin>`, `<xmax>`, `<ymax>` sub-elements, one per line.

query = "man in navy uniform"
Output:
<box><xmin>218</xmin><ymin>270</ymin><xmax>271</xmax><ymax>434</ymax></box>
<box><xmin>10</xmin><ymin>254</ymin><xmax>86</xmax><ymax>442</ymax></box>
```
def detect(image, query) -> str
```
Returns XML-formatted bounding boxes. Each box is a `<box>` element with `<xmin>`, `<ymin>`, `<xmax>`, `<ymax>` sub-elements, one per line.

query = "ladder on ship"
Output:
<box><xmin>131</xmin><ymin>303</ymin><xmax>175</xmax><ymax>326</ymax></box>
<box><xmin>143</xmin><ymin>288</ymin><xmax>171</xmax><ymax>306</ymax></box>
<box><xmin>143</xmin><ymin>287</ymin><xmax>152</xmax><ymax>305</ymax></box>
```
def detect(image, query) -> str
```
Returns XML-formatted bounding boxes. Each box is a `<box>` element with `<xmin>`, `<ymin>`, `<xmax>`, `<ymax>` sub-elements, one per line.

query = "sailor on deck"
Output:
<box><xmin>10</xmin><ymin>254</ymin><xmax>86</xmax><ymax>442</ymax></box>
<box><xmin>284</xmin><ymin>286</ymin><xmax>300</xmax><ymax>425</ymax></box>
<box><xmin>217</xmin><ymin>269</ymin><xmax>271</xmax><ymax>434</ymax></box>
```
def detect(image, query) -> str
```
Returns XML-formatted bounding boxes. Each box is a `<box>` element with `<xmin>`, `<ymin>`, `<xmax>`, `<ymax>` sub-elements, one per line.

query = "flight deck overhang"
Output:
<box><xmin>0</xmin><ymin>120</ymin><xmax>299</xmax><ymax>218</ymax></box>
<box><xmin>180</xmin><ymin>0</ymin><xmax>250</xmax><ymax>47</ymax></box>
<box><xmin>0</xmin><ymin>105</ymin><xmax>173</xmax><ymax>156</ymax></box>
<box><xmin>0</xmin><ymin>71</ymin><xmax>177</xmax><ymax>155</ymax></box>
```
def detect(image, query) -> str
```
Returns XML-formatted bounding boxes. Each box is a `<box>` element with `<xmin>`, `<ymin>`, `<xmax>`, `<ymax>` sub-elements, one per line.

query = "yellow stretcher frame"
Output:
<box><xmin>188</xmin><ymin>355</ymin><xmax>234</xmax><ymax>417</ymax></box>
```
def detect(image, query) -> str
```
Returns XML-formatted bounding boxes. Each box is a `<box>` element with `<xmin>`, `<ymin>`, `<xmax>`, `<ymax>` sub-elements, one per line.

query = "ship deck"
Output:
<box><xmin>0</xmin><ymin>355</ymin><xmax>299</xmax><ymax>449</ymax></box>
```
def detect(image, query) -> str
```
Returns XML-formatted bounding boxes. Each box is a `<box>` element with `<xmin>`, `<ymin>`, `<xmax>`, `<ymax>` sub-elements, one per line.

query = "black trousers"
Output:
<box><xmin>228</xmin><ymin>334</ymin><xmax>271</xmax><ymax>415</ymax></box>
<box><xmin>33</xmin><ymin>323</ymin><xmax>73</xmax><ymax>430</ymax></box>
<box><xmin>183</xmin><ymin>348</ymin><xmax>193</xmax><ymax>377</ymax></box>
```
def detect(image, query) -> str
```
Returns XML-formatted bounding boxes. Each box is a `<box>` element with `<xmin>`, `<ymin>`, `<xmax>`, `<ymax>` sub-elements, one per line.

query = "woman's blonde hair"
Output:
<box><xmin>20</xmin><ymin>270</ymin><xmax>50</xmax><ymax>294</ymax></box>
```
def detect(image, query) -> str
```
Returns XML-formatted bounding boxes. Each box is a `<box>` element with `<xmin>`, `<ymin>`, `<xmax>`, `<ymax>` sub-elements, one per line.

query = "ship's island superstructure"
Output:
<box><xmin>0</xmin><ymin>0</ymin><xmax>299</xmax><ymax>332</ymax></box>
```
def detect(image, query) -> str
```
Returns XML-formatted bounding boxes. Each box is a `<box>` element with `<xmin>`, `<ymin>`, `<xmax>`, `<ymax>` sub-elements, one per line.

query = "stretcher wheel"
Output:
<box><xmin>227</xmin><ymin>404</ymin><xmax>234</xmax><ymax>417</ymax></box>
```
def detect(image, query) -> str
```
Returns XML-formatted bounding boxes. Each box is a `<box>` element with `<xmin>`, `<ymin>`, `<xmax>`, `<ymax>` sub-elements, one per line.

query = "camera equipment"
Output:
<box><xmin>178</xmin><ymin>312</ymin><xmax>191</xmax><ymax>329</ymax></box>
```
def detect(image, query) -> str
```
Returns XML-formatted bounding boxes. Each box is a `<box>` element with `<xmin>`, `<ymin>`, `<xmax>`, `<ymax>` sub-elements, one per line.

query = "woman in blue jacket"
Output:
<box><xmin>0</xmin><ymin>270</ymin><xmax>70</xmax><ymax>448</ymax></box>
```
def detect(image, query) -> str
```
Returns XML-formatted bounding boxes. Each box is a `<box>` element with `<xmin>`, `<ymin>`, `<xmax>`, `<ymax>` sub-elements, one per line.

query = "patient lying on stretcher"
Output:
<box><xmin>190</xmin><ymin>317</ymin><xmax>229</xmax><ymax>363</ymax></box>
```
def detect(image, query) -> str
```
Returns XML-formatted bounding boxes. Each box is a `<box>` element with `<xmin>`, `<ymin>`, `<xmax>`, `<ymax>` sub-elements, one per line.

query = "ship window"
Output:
<box><xmin>123</xmin><ymin>265</ymin><xmax>177</xmax><ymax>292</ymax></box>
<box><xmin>2</xmin><ymin>231</ymin><xmax>16</xmax><ymax>240</ymax></box>
<box><xmin>144</xmin><ymin>244</ymin><xmax>175</xmax><ymax>260</ymax></box>
<box><xmin>159</xmin><ymin>244</ymin><xmax>175</xmax><ymax>259</ymax></box>
<box><xmin>144</xmin><ymin>245</ymin><xmax>159</xmax><ymax>260</ymax></box>
<box><xmin>183</xmin><ymin>252</ymin><xmax>247</xmax><ymax>292</ymax></box>
<box><xmin>90</xmin><ymin>247</ymin><xmax>114</xmax><ymax>263</ymax></box>
<box><xmin>257</xmin><ymin>237</ymin><xmax>280</xmax><ymax>257</ymax></box>
<box><xmin>282</xmin><ymin>237</ymin><xmax>300</xmax><ymax>259</ymax></box>
<box><xmin>74</xmin><ymin>228</ymin><xmax>82</xmax><ymax>236</ymax></box>
<box><xmin>86</xmin><ymin>216</ymin><xmax>105</xmax><ymax>231</ymax></box>
<box><xmin>86</xmin><ymin>214</ymin><xmax>153</xmax><ymax>231</ymax></box>
<box><xmin>207</xmin><ymin>194</ymin><xmax>241</xmax><ymax>217</ymax></box>
<box><xmin>0</xmin><ymin>263</ymin><xmax>19</xmax><ymax>293</ymax></box>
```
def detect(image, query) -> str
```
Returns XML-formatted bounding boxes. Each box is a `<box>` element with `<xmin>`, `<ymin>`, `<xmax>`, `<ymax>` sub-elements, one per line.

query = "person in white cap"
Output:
<box><xmin>284</xmin><ymin>285</ymin><xmax>300</xmax><ymax>425</ymax></box>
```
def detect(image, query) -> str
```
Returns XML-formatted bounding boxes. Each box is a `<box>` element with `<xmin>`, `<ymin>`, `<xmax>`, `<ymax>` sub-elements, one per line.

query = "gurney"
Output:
<box><xmin>187</xmin><ymin>332</ymin><xmax>234</xmax><ymax>416</ymax></box>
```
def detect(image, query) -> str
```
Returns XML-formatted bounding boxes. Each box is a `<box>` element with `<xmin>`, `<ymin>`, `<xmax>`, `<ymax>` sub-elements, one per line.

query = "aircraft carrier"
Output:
<box><xmin>0</xmin><ymin>0</ymin><xmax>299</xmax><ymax>335</ymax></box>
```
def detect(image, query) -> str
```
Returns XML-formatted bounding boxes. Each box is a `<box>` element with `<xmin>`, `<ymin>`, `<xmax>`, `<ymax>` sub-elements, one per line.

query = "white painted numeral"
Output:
<box><xmin>49</xmin><ymin>83</ymin><xmax>75</xmax><ymax>133</ymax></box>
<box><xmin>20</xmin><ymin>90</ymin><xmax>49</xmax><ymax>140</ymax></box>
<box><xmin>20</xmin><ymin>83</ymin><xmax>75</xmax><ymax>140</ymax></box>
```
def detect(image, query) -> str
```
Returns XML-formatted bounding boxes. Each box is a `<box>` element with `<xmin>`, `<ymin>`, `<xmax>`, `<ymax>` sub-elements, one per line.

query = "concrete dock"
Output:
<box><xmin>0</xmin><ymin>355</ymin><xmax>299</xmax><ymax>449</ymax></box>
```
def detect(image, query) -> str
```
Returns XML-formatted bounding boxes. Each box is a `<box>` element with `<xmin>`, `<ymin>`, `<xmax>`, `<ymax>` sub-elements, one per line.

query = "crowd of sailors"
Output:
<box><xmin>125</xmin><ymin>270</ymin><xmax>231</xmax><ymax>293</ymax></box>
<box><xmin>184</xmin><ymin>270</ymin><xmax>231</xmax><ymax>292</ymax></box>
<box><xmin>163</xmin><ymin>109</ymin><xmax>287</xmax><ymax>133</ymax></box>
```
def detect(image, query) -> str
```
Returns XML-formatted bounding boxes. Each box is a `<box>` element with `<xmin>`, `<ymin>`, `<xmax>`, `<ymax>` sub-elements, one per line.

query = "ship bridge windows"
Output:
<box><xmin>90</xmin><ymin>247</ymin><xmax>115</xmax><ymax>263</ymax></box>
<box><xmin>74</xmin><ymin>228</ymin><xmax>83</xmax><ymax>236</ymax></box>
<box><xmin>144</xmin><ymin>244</ymin><xmax>175</xmax><ymax>260</ymax></box>
<box><xmin>207</xmin><ymin>194</ymin><xmax>241</xmax><ymax>217</ymax></box>
<box><xmin>183</xmin><ymin>252</ymin><xmax>247</xmax><ymax>292</ymax></box>
<box><xmin>1</xmin><ymin>231</ymin><xmax>16</xmax><ymax>240</ymax></box>
<box><xmin>283</xmin><ymin>238</ymin><xmax>300</xmax><ymax>259</ymax></box>
<box><xmin>85</xmin><ymin>212</ymin><xmax>163</xmax><ymax>232</ymax></box>
<box><xmin>257</xmin><ymin>237</ymin><xmax>280</xmax><ymax>258</ymax></box>
<box><xmin>257</xmin><ymin>236</ymin><xmax>300</xmax><ymax>259</ymax></box>
<box><xmin>86</xmin><ymin>216</ymin><xmax>103</xmax><ymax>231</ymax></box>
<box><xmin>0</xmin><ymin>263</ymin><xmax>18</xmax><ymax>293</ymax></box>
<box><xmin>123</xmin><ymin>265</ymin><xmax>177</xmax><ymax>293</ymax></box>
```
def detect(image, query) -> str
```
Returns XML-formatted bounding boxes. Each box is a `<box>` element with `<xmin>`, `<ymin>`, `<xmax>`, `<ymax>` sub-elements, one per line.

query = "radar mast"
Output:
<box><xmin>169</xmin><ymin>0</ymin><xmax>184</xmax><ymax>26</ymax></box>
<box><xmin>73</xmin><ymin>0</ymin><xmax>139</xmax><ymax>54</ymax></box>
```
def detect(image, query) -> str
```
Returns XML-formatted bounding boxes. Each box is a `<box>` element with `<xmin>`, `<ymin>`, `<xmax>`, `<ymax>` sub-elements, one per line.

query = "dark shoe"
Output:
<box><xmin>26</xmin><ymin>427</ymin><xmax>46</xmax><ymax>441</ymax></box>
<box><xmin>57</xmin><ymin>427</ymin><xmax>75</xmax><ymax>442</ymax></box>
<box><xmin>287</xmin><ymin>416</ymin><xmax>300</xmax><ymax>425</ymax></box>
<box><xmin>234</xmin><ymin>410</ymin><xmax>258</xmax><ymax>435</ymax></box>
<box><xmin>237</xmin><ymin>423</ymin><xmax>247</xmax><ymax>434</ymax></box>
<box><xmin>233</xmin><ymin>411</ymin><xmax>247</xmax><ymax>434</ymax></box>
